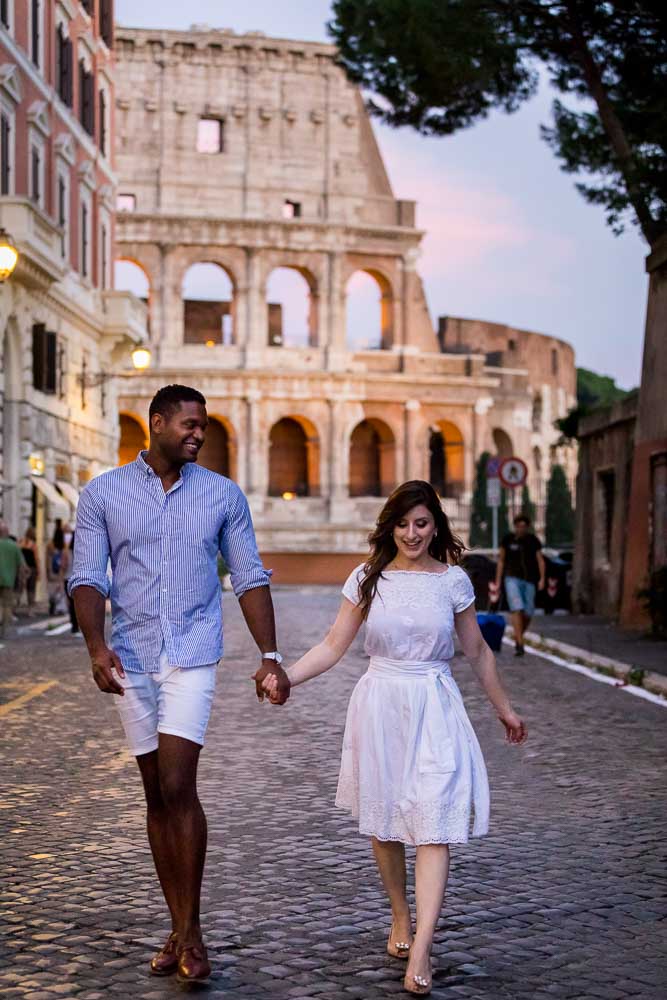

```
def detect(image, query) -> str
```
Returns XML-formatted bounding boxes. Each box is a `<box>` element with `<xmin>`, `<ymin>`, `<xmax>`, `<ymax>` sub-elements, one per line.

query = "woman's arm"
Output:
<box><xmin>262</xmin><ymin>597</ymin><xmax>364</xmax><ymax>698</ymax></box>
<box><xmin>454</xmin><ymin>605</ymin><xmax>527</xmax><ymax>743</ymax></box>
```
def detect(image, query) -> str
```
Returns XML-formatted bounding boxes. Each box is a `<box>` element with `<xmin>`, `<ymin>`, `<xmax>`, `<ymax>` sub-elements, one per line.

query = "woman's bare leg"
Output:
<box><xmin>371</xmin><ymin>837</ymin><xmax>413</xmax><ymax>948</ymax></box>
<box><xmin>406</xmin><ymin>844</ymin><xmax>450</xmax><ymax>987</ymax></box>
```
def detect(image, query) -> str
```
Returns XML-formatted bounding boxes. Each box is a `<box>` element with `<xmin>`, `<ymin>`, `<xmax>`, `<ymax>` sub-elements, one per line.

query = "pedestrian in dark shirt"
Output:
<box><xmin>495</xmin><ymin>514</ymin><xmax>545</xmax><ymax>656</ymax></box>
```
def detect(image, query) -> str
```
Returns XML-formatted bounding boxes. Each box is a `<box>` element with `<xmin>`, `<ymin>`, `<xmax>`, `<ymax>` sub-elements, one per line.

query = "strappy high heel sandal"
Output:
<box><xmin>387</xmin><ymin>921</ymin><xmax>412</xmax><ymax>959</ymax></box>
<box><xmin>403</xmin><ymin>959</ymin><xmax>432</xmax><ymax>995</ymax></box>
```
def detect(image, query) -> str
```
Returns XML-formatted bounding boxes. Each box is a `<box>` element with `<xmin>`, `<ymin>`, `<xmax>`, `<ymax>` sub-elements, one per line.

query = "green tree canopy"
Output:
<box><xmin>576</xmin><ymin>367</ymin><xmax>631</xmax><ymax>408</ymax></box>
<box><xmin>329</xmin><ymin>1</ymin><xmax>667</xmax><ymax>244</ymax></box>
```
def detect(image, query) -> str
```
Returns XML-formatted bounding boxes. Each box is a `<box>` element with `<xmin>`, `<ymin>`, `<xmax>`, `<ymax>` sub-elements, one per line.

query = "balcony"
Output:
<box><xmin>0</xmin><ymin>198</ymin><xmax>67</xmax><ymax>290</ymax></box>
<box><xmin>101</xmin><ymin>290</ymin><xmax>149</xmax><ymax>362</ymax></box>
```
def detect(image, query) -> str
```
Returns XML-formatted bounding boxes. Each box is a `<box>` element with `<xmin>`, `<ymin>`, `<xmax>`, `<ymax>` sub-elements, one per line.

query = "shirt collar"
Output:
<box><xmin>135</xmin><ymin>450</ymin><xmax>194</xmax><ymax>483</ymax></box>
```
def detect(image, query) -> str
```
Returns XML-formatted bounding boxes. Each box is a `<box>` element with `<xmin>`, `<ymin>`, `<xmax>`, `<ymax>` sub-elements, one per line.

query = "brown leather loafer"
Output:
<box><xmin>150</xmin><ymin>931</ymin><xmax>179</xmax><ymax>976</ymax></box>
<box><xmin>176</xmin><ymin>942</ymin><xmax>211</xmax><ymax>984</ymax></box>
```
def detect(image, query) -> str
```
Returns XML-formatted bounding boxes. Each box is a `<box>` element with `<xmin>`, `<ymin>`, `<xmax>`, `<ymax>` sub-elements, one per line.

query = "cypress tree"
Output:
<box><xmin>520</xmin><ymin>483</ymin><xmax>537</xmax><ymax>527</ymax></box>
<box><xmin>545</xmin><ymin>464</ymin><xmax>574</xmax><ymax>546</ymax></box>
<box><xmin>470</xmin><ymin>452</ymin><xmax>510</xmax><ymax>548</ymax></box>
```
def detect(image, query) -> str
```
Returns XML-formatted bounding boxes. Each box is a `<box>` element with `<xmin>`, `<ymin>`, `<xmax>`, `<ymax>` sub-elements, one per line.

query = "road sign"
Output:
<box><xmin>499</xmin><ymin>456</ymin><xmax>528</xmax><ymax>488</ymax></box>
<box><xmin>486</xmin><ymin>477</ymin><xmax>501</xmax><ymax>508</ymax></box>
<box><xmin>486</xmin><ymin>456</ymin><xmax>502</xmax><ymax>478</ymax></box>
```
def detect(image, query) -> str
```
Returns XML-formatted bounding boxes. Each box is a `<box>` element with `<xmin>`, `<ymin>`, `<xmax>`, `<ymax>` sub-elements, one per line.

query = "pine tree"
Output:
<box><xmin>520</xmin><ymin>484</ymin><xmax>537</xmax><ymax>526</ymax></box>
<box><xmin>545</xmin><ymin>464</ymin><xmax>574</xmax><ymax>546</ymax></box>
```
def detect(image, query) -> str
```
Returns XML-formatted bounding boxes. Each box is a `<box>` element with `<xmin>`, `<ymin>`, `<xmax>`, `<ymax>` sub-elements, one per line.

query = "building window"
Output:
<box><xmin>79</xmin><ymin>59</ymin><xmax>95</xmax><ymax>137</ymax></box>
<box><xmin>57</xmin><ymin>169</ymin><xmax>69</xmax><ymax>260</ymax></box>
<box><xmin>56</xmin><ymin>24</ymin><xmax>73</xmax><ymax>106</ymax></box>
<box><xmin>100</xmin><ymin>0</ymin><xmax>113</xmax><ymax>48</ymax></box>
<box><xmin>100</xmin><ymin>220</ymin><xmax>109</xmax><ymax>289</ymax></box>
<box><xmin>98</xmin><ymin>89</ymin><xmax>107</xmax><ymax>155</ymax></box>
<box><xmin>197</xmin><ymin>117</ymin><xmax>224</xmax><ymax>153</ymax></box>
<box><xmin>116</xmin><ymin>192</ymin><xmax>136</xmax><ymax>212</ymax></box>
<box><xmin>551</xmin><ymin>347</ymin><xmax>559</xmax><ymax>375</ymax></box>
<box><xmin>32</xmin><ymin>324</ymin><xmax>57</xmax><ymax>394</ymax></box>
<box><xmin>1</xmin><ymin>0</ymin><xmax>11</xmax><ymax>32</ymax></box>
<box><xmin>1</xmin><ymin>111</ymin><xmax>11</xmax><ymax>195</ymax></box>
<box><xmin>30</xmin><ymin>143</ymin><xmax>42</xmax><ymax>205</ymax></box>
<box><xmin>597</xmin><ymin>469</ymin><xmax>615</xmax><ymax>564</ymax></box>
<box><xmin>283</xmin><ymin>199</ymin><xmax>302</xmax><ymax>219</ymax></box>
<box><xmin>80</xmin><ymin>199</ymin><xmax>90</xmax><ymax>278</ymax></box>
<box><xmin>30</xmin><ymin>0</ymin><xmax>41</xmax><ymax>66</ymax></box>
<box><xmin>80</xmin><ymin>0</ymin><xmax>93</xmax><ymax>14</ymax></box>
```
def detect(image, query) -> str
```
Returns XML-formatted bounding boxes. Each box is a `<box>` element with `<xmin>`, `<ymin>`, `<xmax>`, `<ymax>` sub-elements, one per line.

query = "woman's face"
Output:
<box><xmin>392</xmin><ymin>504</ymin><xmax>436</xmax><ymax>562</ymax></box>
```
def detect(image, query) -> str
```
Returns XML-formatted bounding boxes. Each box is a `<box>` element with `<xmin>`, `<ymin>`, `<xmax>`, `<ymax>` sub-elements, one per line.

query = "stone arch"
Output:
<box><xmin>349</xmin><ymin>418</ymin><xmax>396</xmax><ymax>497</ymax></box>
<box><xmin>198</xmin><ymin>415</ymin><xmax>237</xmax><ymax>480</ymax></box>
<box><xmin>533</xmin><ymin>445</ymin><xmax>543</xmax><ymax>479</ymax></box>
<box><xmin>1</xmin><ymin>318</ymin><xmax>23</xmax><ymax>532</ymax></box>
<box><xmin>118</xmin><ymin>412</ymin><xmax>148</xmax><ymax>466</ymax></box>
<box><xmin>182</xmin><ymin>261</ymin><xmax>235</xmax><ymax>346</ymax></box>
<box><xmin>345</xmin><ymin>268</ymin><xmax>394</xmax><ymax>350</ymax></box>
<box><xmin>268</xmin><ymin>415</ymin><xmax>321</xmax><ymax>497</ymax></box>
<box><xmin>115</xmin><ymin>258</ymin><xmax>151</xmax><ymax>332</ymax></box>
<box><xmin>429</xmin><ymin>419</ymin><xmax>465</xmax><ymax>499</ymax></box>
<box><xmin>532</xmin><ymin>393</ymin><xmax>543</xmax><ymax>432</ymax></box>
<box><xmin>492</xmin><ymin>427</ymin><xmax>514</xmax><ymax>458</ymax></box>
<box><xmin>265</xmin><ymin>266</ymin><xmax>318</xmax><ymax>348</ymax></box>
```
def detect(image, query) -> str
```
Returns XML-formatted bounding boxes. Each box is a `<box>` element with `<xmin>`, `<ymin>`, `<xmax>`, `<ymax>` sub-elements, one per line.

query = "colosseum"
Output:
<box><xmin>112</xmin><ymin>25</ymin><xmax>577</xmax><ymax>582</ymax></box>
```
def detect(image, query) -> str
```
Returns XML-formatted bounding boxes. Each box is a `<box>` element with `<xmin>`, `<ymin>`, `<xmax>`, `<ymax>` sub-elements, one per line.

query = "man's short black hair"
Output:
<box><xmin>149</xmin><ymin>384</ymin><xmax>207</xmax><ymax>424</ymax></box>
<box><xmin>514</xmin><ymin>513</ymin><xmax>531</xmax><ymax>526</ymax></box>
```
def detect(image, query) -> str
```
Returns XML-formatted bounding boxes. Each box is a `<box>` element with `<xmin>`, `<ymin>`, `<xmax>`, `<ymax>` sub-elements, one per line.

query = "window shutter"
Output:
<box><xmin>32</xmin><ymin>324</ymin><xmax>46</xmax><ymax>390</ymax></box>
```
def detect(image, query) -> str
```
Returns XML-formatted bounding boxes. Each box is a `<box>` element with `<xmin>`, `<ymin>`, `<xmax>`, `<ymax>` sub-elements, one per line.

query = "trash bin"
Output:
<box><xmin>476</xmin><ymin>612</ymin><xmax>506</xmax><ymax>652</ymax></box>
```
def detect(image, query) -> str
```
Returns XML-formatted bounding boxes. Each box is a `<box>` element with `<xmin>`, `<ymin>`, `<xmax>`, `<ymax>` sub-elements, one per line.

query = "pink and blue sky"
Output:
<box><xmin>116</xmin><ymin>0</ymin><xmax>648</xmax><ymax>389</ymax></box>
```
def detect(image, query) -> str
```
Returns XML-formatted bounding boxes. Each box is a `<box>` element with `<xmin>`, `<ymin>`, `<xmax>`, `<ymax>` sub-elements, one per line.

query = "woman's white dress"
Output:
<box><xmin>335</xmin><ymin>565</ymin><xmax>490</xmax><ymax>846</ymax></box>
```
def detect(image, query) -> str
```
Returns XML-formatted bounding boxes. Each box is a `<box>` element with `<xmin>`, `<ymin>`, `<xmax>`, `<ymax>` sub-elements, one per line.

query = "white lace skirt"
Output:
<box><xmin>335</xmin><ymin>656</ymin><xmax>490</xmax><ymax>846</ymax></box>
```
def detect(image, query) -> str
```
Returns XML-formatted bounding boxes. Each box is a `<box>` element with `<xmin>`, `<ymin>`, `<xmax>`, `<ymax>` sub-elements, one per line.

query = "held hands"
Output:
<box><xmin>252</xmin><ymin>662</ymin><xmax>291</xmax><ymax>705</ymax></box>
<box><xmin>90</xmin><ymin>645</ymin><xmax>125</xmax><ymax>696</ymax></box>
<box><xmin>499</xmin><ymin>709</ymin><xmax>527</xmax><ymax>744</ymax></box>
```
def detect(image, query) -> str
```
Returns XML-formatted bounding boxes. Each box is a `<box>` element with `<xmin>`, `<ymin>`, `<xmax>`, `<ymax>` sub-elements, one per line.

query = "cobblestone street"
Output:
<box><xmin>1</xmin><ymin>587</ymin><xmax>666</xmax><ymax>1000</ymax></box>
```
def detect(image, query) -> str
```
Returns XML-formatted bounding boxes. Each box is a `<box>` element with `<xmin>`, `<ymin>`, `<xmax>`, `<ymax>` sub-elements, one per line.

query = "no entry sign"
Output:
<box><xmin>499</xmin><ymin>457</ymin><xmax>528</xmax><ymax>488</ymax></box>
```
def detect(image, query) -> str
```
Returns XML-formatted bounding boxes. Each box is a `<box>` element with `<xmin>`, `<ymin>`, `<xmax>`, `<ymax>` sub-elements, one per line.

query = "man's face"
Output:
<box><xmin>514</xmin><ymin>519</ymin><xmax>529</xmax><ymax>537</ymax></box>
<box><xmin>152</xmin><ymin>401</ymin><xmax>208</xmax><ymax>464</ymax></box>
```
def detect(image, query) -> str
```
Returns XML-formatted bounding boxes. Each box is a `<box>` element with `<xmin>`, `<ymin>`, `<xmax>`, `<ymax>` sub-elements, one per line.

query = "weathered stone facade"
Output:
<box><xmin>0</xmin><ymin>1</ymin><xmax>148</xmax><ymax>586</ymax></box>
<box><xmin>114</xmin><ymin>26</ymin><xmax>577</xmax><ymax>581</ymax></box>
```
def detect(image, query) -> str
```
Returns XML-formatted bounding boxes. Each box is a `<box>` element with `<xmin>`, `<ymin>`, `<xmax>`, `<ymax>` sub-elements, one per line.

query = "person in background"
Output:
<box><xmin>0</xmin><ymin>522</ymin><xmax>25</xmax><ymax>639</ymax></box>
<box><xmin>62</xmin><ymin>531</ymin><xmax>79</xmax><ymax>634</ymax></box>
<box><xmin>495</xmin><ymin>514</ymin><xmax>545</xmax><ymax>656</ymax></box>
<box><xmin>18</xmin><ymin>526</ymin><xmax>40</xmax><ymax>616</ymax></box>
<box><xmin>46</xmin><ymin>525</ymin><xmax>67</xmax><ymax>616</ymax></box>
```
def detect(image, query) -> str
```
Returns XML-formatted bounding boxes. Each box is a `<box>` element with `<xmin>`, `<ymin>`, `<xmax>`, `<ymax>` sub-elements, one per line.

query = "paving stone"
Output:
<box><xmin>1</xmin><ymin>590</ymin><xmax>666</xmax><ymax>999</ymax></box>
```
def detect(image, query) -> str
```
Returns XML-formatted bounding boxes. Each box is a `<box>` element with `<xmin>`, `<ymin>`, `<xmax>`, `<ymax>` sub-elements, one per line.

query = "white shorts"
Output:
<box><xmin>113</xmin><ymin>648</ymin><xmax>217</xmax><ymax>756</ymax></box>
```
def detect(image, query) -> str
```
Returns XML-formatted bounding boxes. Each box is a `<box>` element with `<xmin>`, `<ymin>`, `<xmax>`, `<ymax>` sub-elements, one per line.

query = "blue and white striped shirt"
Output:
<box><xmin>68</xmin><ymin>451</ymin><xmax>271</xmax><ymax>673</ymax></box>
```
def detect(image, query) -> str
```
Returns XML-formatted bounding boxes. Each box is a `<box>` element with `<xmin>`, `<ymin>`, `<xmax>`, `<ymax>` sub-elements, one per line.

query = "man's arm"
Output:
<box><xmin>495</xmin><ymin>546</ymin><xmax>505</xmax><ymax>588</ymax></box>
<box><xmin>68</xmin><ymin>484</ymin><xmax>124</xmax><ymax>695</ymax></box>
<box><xmin>220</xmin><ymin>485</ymin><xmax>290</xmax><ymax>704</ymax></box>
<box><xmin>536</xmin><ymin>549</ymin><xmax>546</xmax><ymax>589</ymax></box>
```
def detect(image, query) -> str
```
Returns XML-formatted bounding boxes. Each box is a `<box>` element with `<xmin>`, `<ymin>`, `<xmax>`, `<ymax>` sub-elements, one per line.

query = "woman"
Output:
<box><xmin>18</xmin><ymin>526</ymin><xmax>40</xmax><ymax>614</ymax></box>
<box><xmin>46</xmin><ymin>525</ymin><xmax>66</xmax><ymax>616</ymax></box>
<box><xmin>263</xmin><ymin>481</ymin><xmax>526</xmax><ymax>995</ymax></box>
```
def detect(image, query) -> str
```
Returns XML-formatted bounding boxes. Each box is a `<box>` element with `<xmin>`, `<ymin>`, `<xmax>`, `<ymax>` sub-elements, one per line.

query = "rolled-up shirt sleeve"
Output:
<box><xmin>67</xmin><ymin>481</ymin><xmax>111</xmax><ymax>598</ymax></box>
<box><xmin>220</xmin><ymin>484</ymin><xmax>271</xmax><ymax>598</ymax></box>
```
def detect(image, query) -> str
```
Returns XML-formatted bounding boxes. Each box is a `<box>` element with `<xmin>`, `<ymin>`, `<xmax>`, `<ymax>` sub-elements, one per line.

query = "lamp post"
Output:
<box><xmin>0</xmin><ymin>228</ymin><xmax>19</xmax><ymax>282</ymax></box>
<box><xmin>77</xmin><ymin>345</ymin><xmax>151</xmax><ymax>409</ymax></box>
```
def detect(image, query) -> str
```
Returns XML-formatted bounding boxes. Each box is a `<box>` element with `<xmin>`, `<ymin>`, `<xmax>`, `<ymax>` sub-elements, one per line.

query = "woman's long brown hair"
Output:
<box><xmin>357</xmin><ymin>480</ymin><xmax>465</xmax><ymax>619</ymax></box>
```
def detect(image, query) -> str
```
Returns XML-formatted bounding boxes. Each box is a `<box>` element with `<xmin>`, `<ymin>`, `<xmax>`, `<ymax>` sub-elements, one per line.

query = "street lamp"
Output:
<box><xmin>77</xmin><ymin>344</ymin><xmax>152</xmax><ymax>408</ymax></box>
<box><xmin>0</xmin><ymin>228</ymin><xmax>19</xmax><ymax>282</ymax></box>
<box><xmin>131</xmin><ymin>347</ymin><xmax>151</xmax><ymax>370</ymax></box>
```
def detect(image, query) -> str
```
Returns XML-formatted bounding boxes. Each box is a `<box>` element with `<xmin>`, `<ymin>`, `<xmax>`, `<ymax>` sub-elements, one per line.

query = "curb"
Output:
<box><xmin>507</xmin><ymin>627</ymin><xmax>667</xmax><ymax>700</ymax></box>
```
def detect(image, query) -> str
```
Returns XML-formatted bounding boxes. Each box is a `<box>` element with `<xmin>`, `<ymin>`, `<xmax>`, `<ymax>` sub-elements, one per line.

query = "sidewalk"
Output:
<box><xmin>512</xmin><ymin>612</ymin><xmax>667</xmax><ymax>696</ymax></box>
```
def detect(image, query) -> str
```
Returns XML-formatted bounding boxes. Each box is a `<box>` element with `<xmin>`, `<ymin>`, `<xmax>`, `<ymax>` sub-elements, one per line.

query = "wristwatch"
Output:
<box><xmin>262</xmin><ymin>651</ymin><xmax>283</xmax><ymax>665</ymax></box>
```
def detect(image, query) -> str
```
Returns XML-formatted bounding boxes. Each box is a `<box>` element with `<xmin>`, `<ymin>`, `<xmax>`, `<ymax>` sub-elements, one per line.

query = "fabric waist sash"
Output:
<box><xmin>368</xmin><ymin>656</ymin><xmax>452</xmax><ymax>680</ymax></box>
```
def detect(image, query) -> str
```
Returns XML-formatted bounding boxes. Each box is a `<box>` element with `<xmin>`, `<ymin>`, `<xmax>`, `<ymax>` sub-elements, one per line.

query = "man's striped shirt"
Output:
<box><xmin>68</xmin><ymin>451</ymin><xmax>271</xmax><ymax>673</ymax></box>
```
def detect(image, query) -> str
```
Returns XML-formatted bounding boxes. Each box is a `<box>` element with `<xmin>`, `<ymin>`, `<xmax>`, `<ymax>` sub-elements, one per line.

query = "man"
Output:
<box><xmin>495</xmin><ymin>513</ymin><xmax>545</xmax><ymax>657</ymax></box>
<box><xmin>0</xmin><ymin>522</ymin><xmax>25</xmax><ymax>639</ymax></box>
<box><xmin>69</xmin><ymin>384</ymin><xmax>290</xmax><ymax>984</ymax></box>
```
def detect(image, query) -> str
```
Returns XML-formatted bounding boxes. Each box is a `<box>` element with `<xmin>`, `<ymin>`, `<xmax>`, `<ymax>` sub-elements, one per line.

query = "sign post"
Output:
<box><xmin>486</xmin><ymin>456</ymin><xmax>502</xmax><ymax>551</ymax></box>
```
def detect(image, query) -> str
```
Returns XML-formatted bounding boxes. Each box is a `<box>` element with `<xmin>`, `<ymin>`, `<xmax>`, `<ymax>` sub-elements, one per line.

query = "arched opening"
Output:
<box><xmin>268</xmin><ymin>417</ymin><xmax>320</xmax><ymax>497</ymax></box>
<box><xmin>533</xmin><ymin>446</ymin><xmax>542</xmax><ymax>478</ymax></box>
<box><xmin>532</xmin><ymin>394</ymin><xmax>543</xmax><ymax>432</ymax></box>
<box><xmin>266</xmin><ymin>267</ymin><xmax>317</xmax><ymax>347</ymax></box>
<box><xmin>349</xmin><ymin>418</ymin><xmax>396</xmax><ymax>497</ymax></box>
<box><xmin>115</xmin><ymin>259</ymin><xmax>150</xmax><ymax>300</ymax></box>
<box><xmin>1</xmin><ymin>320</ymin><xmax>22</xmax><ymax>533</ymax></box>
<box><xmin>492</xmin><ymin>428</ymin><xmax>514</xmax><ymax>458</ymax></box>
<box><xmin>198</xmin><ymin>416</ymin><xmax>236</xmax><ymax>479</ymax></box>
<box><xmin>345</xmin><ymin>269</ymin><xmax>392</xmax><ymax>350</ymax></box>
<box><xmin>118</xmin><ymin>413</ymin><xmax>148</xmax><ymax>466</ymax></box>
<box><xmin>182</xmin><ymin>262</ymin><xmax>235</xmax><ymax>346</ymax></box>
<box><xmin>429</xmin><ymin>420</ymin><xmax>465</xmax><ymax>499</ymax></box>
